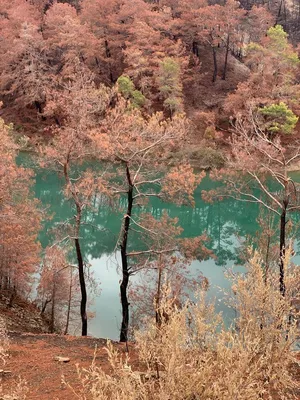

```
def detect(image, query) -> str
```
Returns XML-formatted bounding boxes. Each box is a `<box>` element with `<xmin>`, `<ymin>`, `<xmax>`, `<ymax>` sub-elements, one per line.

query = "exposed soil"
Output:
<box><xmin>1</xmin><ymin>332</ymin><xmax>134</xmax><ymax>400</ymax></box>
<box><xmin>0</xmin><ymin>293</ymin><xmax>49</xmax><ymax>335</ymax></box>
<box><xmin>0</xmin><ymin>293</ymin><xmax>135</xmax><ymax>399</ymax></box>
<box><xmin>0</xmin><ymin>332</ymin><xmax>299</xmax><ymax>400</ymax></box>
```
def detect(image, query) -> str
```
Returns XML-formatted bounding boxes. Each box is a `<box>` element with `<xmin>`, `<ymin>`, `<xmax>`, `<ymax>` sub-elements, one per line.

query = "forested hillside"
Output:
<box><xmin>1</xmin><ymin>0</ymin><xmax>299</xmax><ymax>145</ymax></box>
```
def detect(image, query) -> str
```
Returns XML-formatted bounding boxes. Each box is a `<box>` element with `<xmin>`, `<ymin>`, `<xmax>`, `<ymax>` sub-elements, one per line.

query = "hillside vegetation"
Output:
<box><xmin>0</xmin><ymin>0</ymin><xmax>299</xmax><ymax>143</ymax></box>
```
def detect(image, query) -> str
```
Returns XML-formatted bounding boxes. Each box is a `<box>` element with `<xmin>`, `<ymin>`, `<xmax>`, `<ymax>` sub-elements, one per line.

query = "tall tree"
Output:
<box><xmin>37</xmin><ymin>246</ymin><xmax>70</xmax><ymax>332</ymax></box>
<box><xmin>91</xmin><ymin>98</ymin><xmax>203</xmax><ymax>342</ymax></box>
<box><xmin>158</xmin><ymin>57</ymin><xmax>184</xmax><ymax>116</ymax></box>
<box><xmin>40</xmin><ymin>64</ymin><xmax>112</xmax><ymax>335</ymax></box>
<box><xmin>219</xmin><ymin>0</ymin><xmax>246</xmax><ymax>80</ymax></box>
<box><xmin>43</xmin><ymin>2</ymin><xmax>99</xmax><ymax>77</ymax></box>
<box><xmin>225</xmin><ymin>25</ymin><xmax>300</xmax><ymax>119</ymax></box>
<box><xmin>203</xmin><ymin>108</ymin><xmax>300</xmax><ymax>296</ymax></box>
<box><xmin>0</xmin><ymin>117</ymin><xmax>41</xmax><ymax>301</ymax></box>
<box><xmin>123</xmin><ymin>10</ymin><xmax>187</xmax><ymax>106</ymax></box>
<box><xmin>0</xmin><ymin>1</ymin><xmax>49</xmax><ymax>116</ymax></box>
<box><xmin>195</xmin><ymin>0</ymin><xmax>245</xmax><ymax>82</ymax></box>
<box><xmin>128</xmin><ymin>212</ymin><xmax>211</xmax><ymax>330</ymax></box>
<box><xmin>80</xmin><ymin>0</ymin><xmax>149</xmax><ymax>84</ymax></box>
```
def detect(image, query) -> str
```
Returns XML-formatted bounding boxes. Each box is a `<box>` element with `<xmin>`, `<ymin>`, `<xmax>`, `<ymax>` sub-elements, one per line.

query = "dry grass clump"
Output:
<box><xmin>0</xmin><ymin>318</ymin><xmax>9</xmax><ymax>367</ymax></box>
<box><xmin>0</xmin><ymin>318</ymin><xmax>28</xmax><ymax>400</ymax></box>
<box><xmin>0</xmin><ymin>379</ymin><xmax>28</xmax><ymax>400</ymax></box>
<box><xmin>70</xmin><ymin>249</ymin><xmax>299</xmax><ymax>400</ymax></box>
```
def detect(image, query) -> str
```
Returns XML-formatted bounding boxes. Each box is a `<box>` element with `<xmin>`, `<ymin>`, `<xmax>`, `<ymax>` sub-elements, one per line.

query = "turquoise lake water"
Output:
<box><xmin>23</xmin><ymin>157</ymin><xmax>300</xmax><ymax>339</ymax></box>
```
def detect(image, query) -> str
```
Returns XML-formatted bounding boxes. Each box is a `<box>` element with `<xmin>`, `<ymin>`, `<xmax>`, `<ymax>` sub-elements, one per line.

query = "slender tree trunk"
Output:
<box><xmin>212</xmin><ymin>47</ymin><xmax>218</xmax><ymax>82</ymax></box>
<box><xmin>104</xmin><ymin>39</ymin><xmax>114</xmax><ymax>83</ymax></box>
<box><xmin>275</xmin><ymin>0</ymin><xmax>284</xmax><ymax>24</ymax></box>
<box><xmin>75</xmin><ymin>214</ymin><xmax>87</xmax><ymax>336</ymax></box>
<box><xmin>192</xmin><ymin>41</ymin><xmax>199</xmax><ymax>57</ymax></box>
<box><xmin>279</xmin><ymin>201</ymin><xmax>287</xmax><ymax>297</ymax></box>
<box><xmin>222</xmin><ymin>34</ymin><xmax>230</xmax><ymax>80</ymax></box>
<box><xmin>105</xmin><ymin>39</ymin><xmax>111</xmax><ymax>58</ymax></box>
<box><xmin>264</xmin><ymin>232</ymin><xmax>271</xmax><ymax>285</ymax></box>
<box><xmin>41</xmin><ymin>298</ymin><xmax>51</xmax><ymax>315</ymax></box>
<box><xmin>155</xmin><ymin>265</ymin><xmax>163</xmax><ymax>327</ymax></box>
<box><xmin>64</xmin><ymin>267</ymin><xmax>73</xmax><ymax>335</ymax></box>
<box><xmin>8</xmin><ymin>286</ymin><xmax>16</xmax><ymax>308</ymax></box>
<box><xmin>120</xmin><ymin>164</ymin><xmax>133</xmax><ymax>343</ymax></box>
<box><xmin>34</xmin><ymin>100</ymin><xmax>46</xmax><ymax>121</ymax></box>
<box><xmin>64</xmin><ymin>161</ymin><xmax>87</xmax><ymax>336</ymax></box>
<box><xmin>34</xmin><ymin>101</ymin><xmax>42</xmax><ymax>114</ymax></box>
<box><xmin>283</xmin><ymin>0</ymin><xmax>287</xmax><ymax>23</ymax></box>
<box><xmin>50</xmin><ymin>281</ymin><xmax>56</xmax><ymax>333</ymax></box>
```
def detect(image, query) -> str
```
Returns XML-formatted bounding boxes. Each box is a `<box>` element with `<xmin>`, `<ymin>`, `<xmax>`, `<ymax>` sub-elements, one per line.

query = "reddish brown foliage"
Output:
<box><xmin>0</xmin><ymin>118</ymin><xmax>41</xmax><ymax>297</ymax></box>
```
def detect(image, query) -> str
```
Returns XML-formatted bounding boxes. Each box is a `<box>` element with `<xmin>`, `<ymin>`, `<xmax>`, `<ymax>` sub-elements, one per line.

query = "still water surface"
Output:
<box><xmin>26</xmin><ymin>159</ymin><xmax>300</xmax><ymax>339</ymax></box>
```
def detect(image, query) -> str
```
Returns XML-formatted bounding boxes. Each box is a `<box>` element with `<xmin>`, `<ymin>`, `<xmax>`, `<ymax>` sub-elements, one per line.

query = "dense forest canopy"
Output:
<box><xmin>0</xmin><ymin>0</ymin><xmax>299</xmax><ymax>137</ymax></box>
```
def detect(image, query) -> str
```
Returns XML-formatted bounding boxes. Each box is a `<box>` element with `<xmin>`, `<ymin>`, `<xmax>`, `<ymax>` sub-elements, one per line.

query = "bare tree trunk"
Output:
<box><xmin>75</xmin><ymin>215</ymin><xmax>87</xmax><ymax>336</ymax></box>
<box><xmin>120</xmin><ymin>164</ymin><xmax>133</xmax><ymax>343</ymax></box>
<box><xmin>50</xmin><ymin>280</ymin><xmax>56</xmax><ymax>333</ymax></box>
<box><xmin>279</xmin><ymin>202</ymin><xmax>287</xmax><ymax>297</ymax></box>
<box><xmin>41</xmin><ymin>298</ymin><xmax>51</xmax><ymax>315</ymax></box>
<box><xmin>64</xmin><ymin>161</ymin><xmax>87</xmax><ymax>336</ymax></box>
<box><xmin>222</xmin><ymin>34</ymin><xmax>230</xmax><ymax>80</ymax></box>
<box><xmin>34</xmin><ymin>101</ymin><xmax>42</xmax><ymax>114</ymax></box>
<box><xmin>155</xmin><ymin>265</ymin><xmax>163</xmax><ymax>327</ymax></box>
<box><xmin>212</xmin><ymin>47</ymin><xmax>218</xmax><ymax>82</ymax></box>
<box><xmin>192</xmin><ymin>41</ymin><xmax>199</xmax><ymax>57</ymax></box>
<box><xmin>105</xmin><ymin>39</ymin><xmax>114</xmax><ymax>83</ymax></box>
<box><xmin>275</xmin><ymin>0</ymin><xmax>284</xmax><ymax>24</ymax></box>
<box><xmin>64</xmin><ymin>267</ymin><xmax>73</xmax><ymax>335</ymax></box>
<box><xmin>8</xmin><ymin>286</ymin><xmax>16</xmax><ymax>308</ymax></box>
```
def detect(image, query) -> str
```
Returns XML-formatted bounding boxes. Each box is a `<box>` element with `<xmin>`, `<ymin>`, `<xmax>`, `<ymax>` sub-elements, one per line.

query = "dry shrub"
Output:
<box><xmin>0</xmin><ymin>378</ymin><xmax>28</xmax><ymax>400</ymax></box>
<box><xmin>0</xmin><ymin>319</ymin><xmax>28</xmax><ymax>400</ymax></box>
<box><xmin>0</xmin><ymin>318</ymin><xmax>9</xmax><ymax>366</ymax></box>
<box><xmin>71</xmin><ymin>249</ymin><xmax>299</xmax><ymax>399</ymax></box>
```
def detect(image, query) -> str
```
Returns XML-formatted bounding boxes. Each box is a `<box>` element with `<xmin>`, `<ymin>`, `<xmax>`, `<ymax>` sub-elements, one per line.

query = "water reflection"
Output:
<box><xmin>29</xmin><ymin>163</ymin><xmax>299</xmax><ymax>338</ymax></box>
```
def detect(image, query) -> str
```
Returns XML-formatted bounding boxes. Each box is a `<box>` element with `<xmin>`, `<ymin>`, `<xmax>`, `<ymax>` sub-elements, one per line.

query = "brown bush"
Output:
<box><xmin>0</xmin><ymin>318</ymin><xmax>28</xmax><ymax>400</ymax></box>
<box><xmin>69</xmin><ymin>249</ymin><xmax>299</xmax><ymax>399</ymax></box>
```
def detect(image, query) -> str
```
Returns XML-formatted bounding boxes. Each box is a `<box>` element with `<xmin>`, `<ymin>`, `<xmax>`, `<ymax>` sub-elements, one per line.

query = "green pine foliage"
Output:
<box><xmin>116</xmin><ymin>75</ymin><xmax>146</xmax><ymax>109</ymax></box>
<box><xmin>267</xmin><ymin>25</ymin><xmax>299</xmax><ymax>65</ymax></box>
<box><xmin>158</xmin><ymin>57</ymin><xmax>183</xmax><ymax>115</ymax></box>
<box><xmin>267</xmin><ymin>25</ymin><xmax>289</xmax><ymax>52</ymax></box>
<box><xmin>259</xmin><ymin>102</ymin><xmax>298</xmax><ymax>135</ymax></box>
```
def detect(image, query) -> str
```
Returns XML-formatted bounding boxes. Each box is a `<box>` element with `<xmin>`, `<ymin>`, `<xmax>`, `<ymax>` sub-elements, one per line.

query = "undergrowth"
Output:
<box><xmin>68</xmin><ymin>249</ymin><xmax>300</xmax><ymax>399</ymax></box>
<box><xmin>0</xmin><ymin>318</ymin><xmax>28</xmax><ymax>400</ymax></box>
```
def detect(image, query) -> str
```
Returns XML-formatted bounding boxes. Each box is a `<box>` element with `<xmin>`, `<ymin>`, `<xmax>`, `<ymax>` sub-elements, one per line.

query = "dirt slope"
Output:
<box><xmin>0</xmin><ymin>294</ymin><xmax>298</xmax><ymax>400</ymax></box>
<box><xmin>0</xmin><ymin>294</ymin><xmax>49</xmax><ymax>335</ymax></box>
<box><xmin>1</xmin><ymin>332</ymin><xmax>132</xmax><ymax>400</ymax></box>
